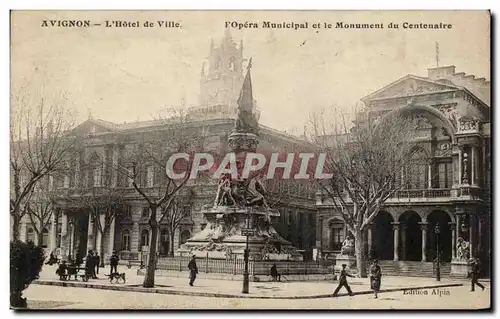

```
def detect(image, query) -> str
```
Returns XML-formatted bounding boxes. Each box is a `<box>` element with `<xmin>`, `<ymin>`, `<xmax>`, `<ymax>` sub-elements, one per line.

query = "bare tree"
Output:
<box><xmin>121</xmin><ymin>107</ymin><xmax>207</xmax><ymax>288</ymax></box>
<box><xmin>310</xmin><ymin>106</ymin><xmax>417</xmax><ymax>277</ymax></box>
<box><xmin>25</xmin><ymin>188</ymin><xmax>56</xmax><ymax>246</ymax></box>
<box><xmin>10</xmin><ymin>87</ymin><xmax>75</xmax><ymax>240</ymax></box>
<box><xmin>159</xmin><ymin>189</ymin><xmax>195</xmax><ymax>257</ymax></box>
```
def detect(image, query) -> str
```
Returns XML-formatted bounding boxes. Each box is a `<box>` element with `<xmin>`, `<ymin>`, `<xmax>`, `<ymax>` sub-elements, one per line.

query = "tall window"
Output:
<box><xmin>406</xmin><ymin>164</ymin><xmax>427</xmax><ymax>189</ymax></box>
<box><xmin>26</xmin><ymin>227</ymin><xmax>35</xmax><ymax>243</ymax></box>
<box><xmin>140</xmin><ymin>230</ymin><xmax>149</xmax><ymax>248</ymax></box>
<box><xmin>438</xmin><ymin>162</ymin><xmax>453</xmax><ymax>189</ymax></box>
<box><xmin>93</xmin><ymin>167</ymin><xmax>102</xmax><ymax>187</ymax></box>
<box><xmin>330</xmin><ymin>221</ymin><xmax>344</xmax><ymax>251</ymax></box>
<box><xmin>160</xmin><ymin>230</ymin><xmax>169</xmax><ymax>256</ymax></box>
<box><xmin>121</xmin><ymin>230</ymin><xmax>131</xmax><ymax>251</ymax></box>
<box><xmin>146</xmin><ymin>166</ymin><xmax>154</xmax><ymax>187</ymax></box>
<box><xmin>180</xmin><ymin>230</ymin><xmax>191</xmax><ymax>245</ymax></box>
<box><xmin>41</xmin><ymin>228</ymin><xmax>49</xmax><ymax>248</ymax></box>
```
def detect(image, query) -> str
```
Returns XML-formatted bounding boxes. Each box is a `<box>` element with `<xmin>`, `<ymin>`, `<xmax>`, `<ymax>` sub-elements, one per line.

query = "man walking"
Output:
<box><xmin>188</xmin><ymin>255</ymin><xmax>198</xmax><ymax>286</ymax></box>
<box><xmin>470</xmin><ymin>258</ymin><xmax>485</xmax><ymax>292</ymax></box>
<box><xmin>370</xmin><ymin>259</ymin><xmax>382</xmax><ymax>299</ymax></box>
<box><xmin>94</xmin><ymin>252</ymin><xmax>100</xmax><ymax>275</ymax></box>
<box><xmin>333</xmin><ymin>264</ymin><xmax>354</xmax><ymax>297</ymax></box>
<box><xmin>109</xmin><ymin>251</ymin><xmax>119</xmax><ymax>274</ymax></box>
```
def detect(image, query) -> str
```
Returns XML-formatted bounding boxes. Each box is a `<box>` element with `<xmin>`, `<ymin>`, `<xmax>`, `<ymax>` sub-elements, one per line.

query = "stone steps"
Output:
<box><xmin>377</xmin><ymin>261</ymin><xmax>451</xmax><ymax>277</ymax></box>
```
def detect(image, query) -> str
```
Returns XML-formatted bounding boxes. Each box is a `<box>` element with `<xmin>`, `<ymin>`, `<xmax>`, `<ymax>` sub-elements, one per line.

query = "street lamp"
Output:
<box><xmin>434</xmin><ymin>223</ymin><xmax>441</xmax><ymax>282</ymax></box>
<box><xmin>68</xmin><ymin>219</ymin><xmax>74</xmax><ymax>262</ymax></box>
<box><xmin>241</xmin><ymin>207</ymin><xmax>253</xmax><ymax>294</ymax></box>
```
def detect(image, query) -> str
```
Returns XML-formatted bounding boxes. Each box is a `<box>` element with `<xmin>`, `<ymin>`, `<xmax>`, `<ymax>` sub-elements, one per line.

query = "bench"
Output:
<box><xmin>59</xmin><ymin>267</ymin><xmax>88</xmax><ymax>281</ymax></box>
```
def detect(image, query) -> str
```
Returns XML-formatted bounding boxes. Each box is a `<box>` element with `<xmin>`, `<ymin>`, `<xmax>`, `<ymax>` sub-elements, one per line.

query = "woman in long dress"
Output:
<box><xmin>370</xmin><ymin>259</ymin><xmax>382</xmax><ymax>299</ymax></box>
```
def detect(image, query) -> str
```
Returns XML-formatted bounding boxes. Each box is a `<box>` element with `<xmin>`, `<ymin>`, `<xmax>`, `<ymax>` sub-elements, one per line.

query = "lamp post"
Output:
<box><xmin>434</xmin><ymin>223</ymin><xmax>441</xmax><ymax>282</ymax></box>
<box><xmin>242</xmin><ymin>207</ymin><xmax>252</xmax><ymax>294</ymax></box>
<box><xmin>68</xmin><ymin>219</ymin><xmax>74</xmax><ymax>262</ymax></box>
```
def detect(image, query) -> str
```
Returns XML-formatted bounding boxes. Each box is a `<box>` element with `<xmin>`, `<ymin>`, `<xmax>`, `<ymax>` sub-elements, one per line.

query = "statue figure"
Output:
<box><xmin>456</xmin><ymin>237</ymin><xmax>470</xmax><ymax>260</ymax></box>
<box><xmin>245</xmin><ymin>175</ymin><xmax>270</xmax><ymax>208</ymax></box>
<box><xmin>341</xmin><ymin>236</ymin><xmax>355</xmax><ymax>256</ymax></box>
<box><xmin>214</xmin><ymin>176</ymin><xmax>238</xmax><ymax>207</ymax></box>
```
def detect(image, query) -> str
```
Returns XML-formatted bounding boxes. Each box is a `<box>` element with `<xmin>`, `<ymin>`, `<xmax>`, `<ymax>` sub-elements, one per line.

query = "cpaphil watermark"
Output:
<box><xmin>165</xmin><ymin>152</ymin><xmax>332</xmax><ymax>180</ymax></box>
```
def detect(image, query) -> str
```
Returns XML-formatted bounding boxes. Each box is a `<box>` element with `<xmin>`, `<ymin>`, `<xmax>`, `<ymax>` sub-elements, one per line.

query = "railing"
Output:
<box><xmin>394</xmin><ymin>189</ymin><xmax>451</xmax><ymax>198</ymax></box>
<box><xmin>145</xmin><ymin>256</ymin><xmax>333</xmax><ymax>276</ymax></box>
<box><xmin>119</xmin><ymin>251</ymin><xmax>140</xmax><ymax>261</ymax></box>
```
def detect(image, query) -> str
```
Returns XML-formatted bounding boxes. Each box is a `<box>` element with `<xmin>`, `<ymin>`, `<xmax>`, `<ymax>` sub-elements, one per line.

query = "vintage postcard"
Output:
<box><xmin>10</xmin><ymin>10</ymin><xmax>491</xmax><ymax>310</ymax></box>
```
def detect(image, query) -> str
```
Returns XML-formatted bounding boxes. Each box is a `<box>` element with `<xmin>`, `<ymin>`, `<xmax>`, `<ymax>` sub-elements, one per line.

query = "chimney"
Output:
<box><xmin>428</xmin><ymin>65</ymin><xmax>456</xmax><ymax>80</ymax></box>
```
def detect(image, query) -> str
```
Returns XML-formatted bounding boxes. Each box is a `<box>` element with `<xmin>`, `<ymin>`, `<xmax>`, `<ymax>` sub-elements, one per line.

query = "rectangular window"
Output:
<box><xmin>438</xmin><ymin>162</ymin><xmax>452</xmax><ymax>189</ymax></box>
<box><xmin>146</xmin><ymin>166</ymin><xmax>154</xmax><ymax>187</ymax></box>
<box><xmin>331</xmin><ymin>225</ymin><xmax>345</xmax><ymax>250</ymax></box>
<box><xmin>93</xmin><ymin>167</ymin><xmax>102</xmax><ymax>187</ymax></box>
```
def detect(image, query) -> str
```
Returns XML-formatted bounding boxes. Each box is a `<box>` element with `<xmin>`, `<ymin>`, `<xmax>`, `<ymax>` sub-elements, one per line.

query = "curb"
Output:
<box><xmin>33</xmin><ymin>280</ymin><xmax>463</xmax><ymax>300</ymax></box>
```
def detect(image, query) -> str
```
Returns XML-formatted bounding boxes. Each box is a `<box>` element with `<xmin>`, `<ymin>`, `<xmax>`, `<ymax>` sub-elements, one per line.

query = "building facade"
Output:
<box><xmin>14</xmin><ymin>32</ymin><xmax>317</xmax><ymax>263</ymax></box>
<box><xmin>316</xmin><ymin>65</ymin><xmax>491</xmax><ymax>275</ymax></box>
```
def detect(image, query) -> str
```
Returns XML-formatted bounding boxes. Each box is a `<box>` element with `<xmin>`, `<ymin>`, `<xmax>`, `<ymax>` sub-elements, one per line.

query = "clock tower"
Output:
<box><xmin>197</xmin><ymin>29</ymin><xmax>252</xmax><ymax>119</ymax></box>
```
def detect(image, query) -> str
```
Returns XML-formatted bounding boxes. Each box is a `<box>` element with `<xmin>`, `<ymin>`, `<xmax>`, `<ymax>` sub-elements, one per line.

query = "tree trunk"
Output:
<box><xmin>37</xmin><ymin>232</ymin><xmax>43</xmax><ymax>247</ymax></box>
<box><xmin>12</xmin><ymin>214</ymin><xmax>21</xmax><ymax>241</ymax></box>
<box><xmin>143</xmin><ymin>204</ymin><xmax>158</xmax><ymax>288</ymax></box>
<box><xmin>169</xmin><ymin>231</ymin><xmax>175</xmax><ymax>257</ymax></box>
<box><xmin>354</xmin><ymin>229</ymin><xmax>367</xmax><ymax>278</ymax></box>
<box><xmin>99</xmin><ymin>230</ymin><xmax>105</xmax><ymax>267</ymax></box>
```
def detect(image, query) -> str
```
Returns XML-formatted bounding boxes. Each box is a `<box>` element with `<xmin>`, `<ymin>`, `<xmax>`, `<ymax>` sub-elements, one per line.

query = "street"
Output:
<box><xmin>23</xmin><ymin>282</ymin><xmax>490</xmax><ymax>310</ymax></box>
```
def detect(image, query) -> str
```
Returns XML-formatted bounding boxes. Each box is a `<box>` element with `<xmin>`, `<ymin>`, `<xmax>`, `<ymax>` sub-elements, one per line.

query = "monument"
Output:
<box><xmin>178</xmin><ymin>59</ymin><xmax>302</xmax><ymax>261</ymax></box>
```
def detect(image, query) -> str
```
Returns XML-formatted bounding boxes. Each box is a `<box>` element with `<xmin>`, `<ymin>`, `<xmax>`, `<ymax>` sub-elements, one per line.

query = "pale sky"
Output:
<box><xmin>11</xmin><ymin>11</ymin><xmax>490</xmax><ymax>133</ymax></box>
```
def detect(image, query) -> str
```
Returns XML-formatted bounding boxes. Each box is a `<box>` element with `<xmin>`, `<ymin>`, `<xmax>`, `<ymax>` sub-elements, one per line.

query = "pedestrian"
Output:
<box><xmin>85</xmin><ymin>250</ymin><xmax>96</xmax><ymax>279</ymax></box>
<box><xmin>188</xmin><ymin>255</ymin><xmax>198</xmax><ymax>286</ymax></box>
<box><xmin>94</xmin><ymin>252</ymin><xmax>100</xmax><ymax>275</ymax></box>
<box><xmin>470</xmin><ymin>258</ymin><xmax>485</xmax><ymax>292</ymax></box>
<box><xmin>333</xmin><ymin>264</ymin><xmax>354</xmax><ymax>297</ymax></box>
<box><xmin>109</xmin><ymin>250</ymin><xmax>119</xmax><ymax>274</ymax></box>
<box><xmin>370</xmin><ymin>259</ymin><xmax>382</xmax><ymax>298</ymax></box>
<box><xmin>270</xmin><ymin>263</ymin><xmax>281</xmax><ymax>282</ymax></box>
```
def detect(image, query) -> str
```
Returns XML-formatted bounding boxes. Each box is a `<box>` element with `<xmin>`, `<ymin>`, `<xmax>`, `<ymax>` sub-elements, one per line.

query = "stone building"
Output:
<box><xmin>14</xmin><ymin>31</ymin><xmax>317</xmax><ymax>263</ymax></box>
<box><xmin>316</xmin><ymin>65</ymin><xmax>491</xmax><ymax>276</ymax></box>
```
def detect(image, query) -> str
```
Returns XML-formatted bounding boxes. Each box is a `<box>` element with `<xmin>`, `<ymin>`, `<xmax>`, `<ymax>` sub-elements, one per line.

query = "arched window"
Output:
<box><xmin>180</xmin><ymin>230</ymin><xmax>191</xmax><ymax>245</ymax></box>
<box><xmin>26</xmin><ymin>227</ymin><xmax>35</xmax><ymax>243</ymax></box>
<box><xmin>41</xmin><ymin>228</ymin><xmax>49</xmax><ymax>248</ymax></box>
<box><xmin>140</xmin><ymin>229</ymin><xmax>149</xmax><ymax>249</ymax></box>
<box><xmin>159</xmin><ymin>230</ymin><xmax>169</xmax><ymax>256</ymax></box>
<box><xmin>121</xmin><ymin>230</ymin><xmax>131</xmax><ymax>251</ymax></box>
<box><xmin>329</xmin><ymin>220</ymin><xmax>345</xmax><ymax>251</ymax></box>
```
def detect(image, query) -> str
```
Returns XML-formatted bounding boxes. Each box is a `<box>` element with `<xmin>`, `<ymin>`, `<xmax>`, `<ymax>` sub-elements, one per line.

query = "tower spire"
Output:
<box><xmin>234</xmin><ymin>58</ymin><xmax>258</xmax><ymax>134</ymax></box>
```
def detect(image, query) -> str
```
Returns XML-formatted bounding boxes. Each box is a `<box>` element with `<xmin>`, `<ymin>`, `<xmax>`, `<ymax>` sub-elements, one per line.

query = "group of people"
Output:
<box><xmin>53</xmin><ymin>249</ymin><xmax>121</xmax><ymax>280</ymax></box>
<box><xmin>85</xmin><ymin>250</ymin><xmax>101</xmax><ymax>279</ymax></box>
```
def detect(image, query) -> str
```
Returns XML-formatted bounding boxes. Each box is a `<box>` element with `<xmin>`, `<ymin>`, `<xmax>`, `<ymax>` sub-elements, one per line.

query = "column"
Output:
<box><xmin>132</xmin><ymin>222</ymin><xmax>140</xmax><ymax>252</ymax></box>
<box><xmin>392</xmin><ymin>222</ymin><xmax>400</xmax><ymax>261</ymax></box>
<box><xmin>111</xmin><ymin>146</ymin><xmax>119</xmax><ymax>187</ymax></box>
<box><xmin>96</xmin><ymin>214</ymin><xmax>105</xmax><ymax>257</ymax></box>
<box><xmin>49</xmin><ymin>212</ymin><xmax>57</xmax><ymax>252</ymax></box>
<box><xmin>450</xmin><ymin>223</ymin><xmax>456</xmax><ymax>259</ymax></box>
<box><xmin>419</xmin><ymin>222</ymin><xmax>428</xmax><ymax>262</ymax></box>
<box><xmin>471</xmin><ymin>145</ymin><xmax>477</xmax><ymax>186</ymax></box>
<box><xmin>108</xmin><ymin>217</ymin><xmax>116</xmax><ymax>256</ymax></box>
<box><xmin>469</xmin><ymin>214</ymin><xmax>474</xmax><ymax>258</ymax></box>
<box><xmin>60</xmin><ymin>212</ymin><xmax>68</xmax><ymax>256</ymax></box>
<box><xmin>401</xmin><ymin>225</ymin><xmax>407</xmax><ymax>261</ymax></box>
<box><xmin>458</xmin><ymin>147</ymin><xmax>463</xmax><ymax>186</ymax></box>
<box><xmin>20</xmin><ymin>218</ymin><xmax>27</xmax><ymax>241</ymax></box>
<box><xmin>428</xmin><ymin>163</ymin><xmax>432</xmax><ymax>189</ymax></box>
<box><xmin>87</xmin><ymin>214</ymin><xmax>94</xmax><ymax>251</ymax></box>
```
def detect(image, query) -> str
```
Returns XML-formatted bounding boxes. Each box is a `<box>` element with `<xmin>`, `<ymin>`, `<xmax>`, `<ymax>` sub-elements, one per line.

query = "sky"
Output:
<box><xmin>11</xmin><ymin>11</ymin><xmax>490</xmax><ymax>134</ymax></box>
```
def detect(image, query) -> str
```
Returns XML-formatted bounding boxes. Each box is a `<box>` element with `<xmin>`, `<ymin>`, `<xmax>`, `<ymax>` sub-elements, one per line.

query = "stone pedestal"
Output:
<box><xmin>450</xmin><ymin>258</ymin><xmax>470</xmax><ymax>278</ymax></box>
<box><xmin>178</xmin><ymin>206</ymin><xmax>302</xmax><ymax>261</ymax></box>
<box><xmin>334</xmin><ymin>255</ymin><xmax>357</xmax><ymax>274</ymax></box>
